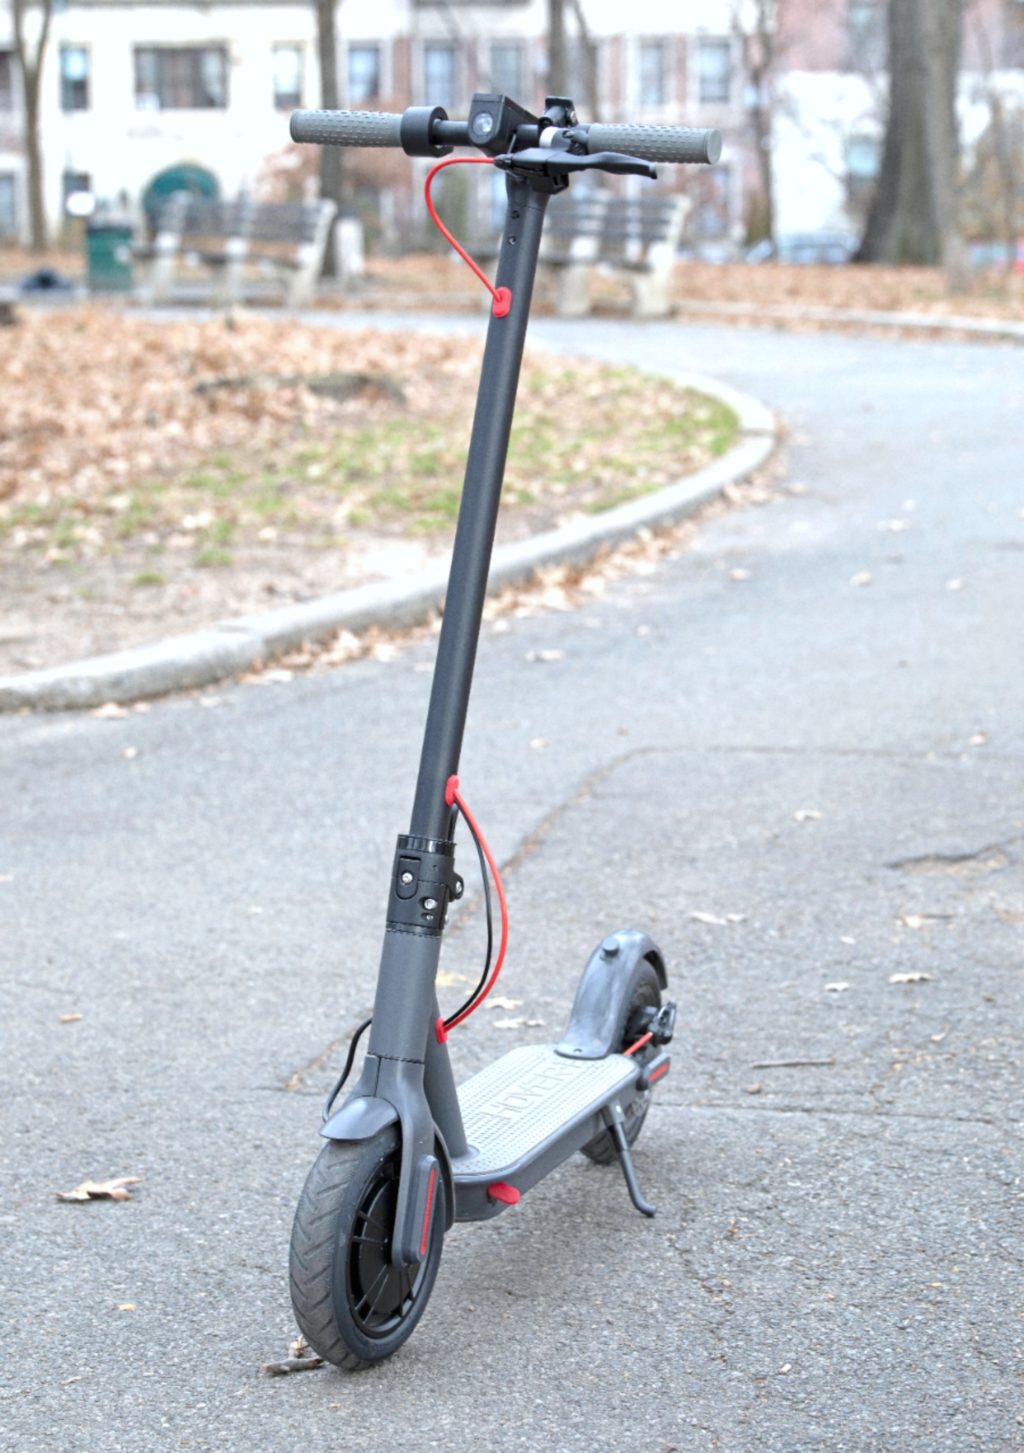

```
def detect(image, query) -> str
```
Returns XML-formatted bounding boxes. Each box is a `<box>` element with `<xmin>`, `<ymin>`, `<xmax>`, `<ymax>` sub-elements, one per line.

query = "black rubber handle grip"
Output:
<box><xmin>583</xmin><ymin>123</ymin><xmax>722</xmax><ymax>165</ymax></box>
<box><xmin>289</xmin><ymin>109</ymin><xmax>404</xmax><ymax>147</ymax></box>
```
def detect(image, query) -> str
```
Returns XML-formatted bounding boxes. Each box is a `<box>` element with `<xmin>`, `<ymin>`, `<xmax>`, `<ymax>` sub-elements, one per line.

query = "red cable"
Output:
<box><xmin>424</xmin><ymin>158</ymin><xmax>512</xmax><ymax>318</ymax></box>
<box><xmin>442</xmin><ymin>775</ymin><xmax>509</xmax><ymax>1030</ymax></box>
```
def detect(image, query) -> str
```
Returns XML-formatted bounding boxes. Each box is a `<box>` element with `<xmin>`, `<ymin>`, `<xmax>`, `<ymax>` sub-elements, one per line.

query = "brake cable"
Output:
<box><xmin>424</xmin><ymin>157</ymin><xmax>512</xmax><ymax>318</ymax></box>
<box><xmin>438</xmin><ymin>775</ymin><xmax>509</xmax><ymax>1035</ymax></box>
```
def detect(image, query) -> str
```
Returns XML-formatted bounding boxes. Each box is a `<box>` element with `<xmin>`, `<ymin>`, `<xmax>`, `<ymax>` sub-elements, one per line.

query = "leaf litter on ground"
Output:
<box><xmin>0</xmin><ymin>307</ymin><xmax>743</xmax><ymax>675</ymax></box>
<box><xmin>56</xmin><ymin>1176</ymin><xmax>142</xmax><ymax>1203</ymax></box>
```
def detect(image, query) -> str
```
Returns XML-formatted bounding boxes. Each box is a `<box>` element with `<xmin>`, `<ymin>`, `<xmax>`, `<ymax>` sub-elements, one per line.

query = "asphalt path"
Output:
<box><xmin>2</xmin><ymin>318</ymin><xmax>1022</xmax><ymax>1453</ymax></box>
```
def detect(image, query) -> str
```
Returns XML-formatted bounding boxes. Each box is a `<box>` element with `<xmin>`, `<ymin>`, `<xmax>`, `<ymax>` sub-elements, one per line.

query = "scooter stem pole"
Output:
<box><xmin>409</xmin><ymin>176</ymin><xmax>550</xmax><ymax>840</ymax></box>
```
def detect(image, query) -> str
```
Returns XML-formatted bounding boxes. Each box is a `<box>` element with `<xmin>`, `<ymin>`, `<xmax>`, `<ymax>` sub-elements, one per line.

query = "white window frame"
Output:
<box><xmin>421</xmin><ymin>39</ymin><xmax>460</xmax><ymax>112</ymax></box>
<box><xmin>346</xmin><ymin>41</ymin><xmax>385</xmax><ymax>106</ymax></box>
<box><xmin>694</xmin><ymin>36</ymin><xmax>733</xmax><ymax>108</ymax></box>
<box><xmin>633</xmin><ymin>36</ymin><xmax>673</xmax><ymax>112</ymax></box>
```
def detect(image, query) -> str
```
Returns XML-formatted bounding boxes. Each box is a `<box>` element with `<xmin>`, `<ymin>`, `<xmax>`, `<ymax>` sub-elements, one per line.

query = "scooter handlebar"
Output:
<box><xmin>290</xmin><ymin>109</ymin><xmax>404</xmax><ymax>148</ymax></box>
<box><xmin>578</xmin><ymin>122</ymin><xmax>721</xmax><ymax>166</ymax></box>
<box><xmin>290</xmin><ymin>106</ymin><xmax>722</xmax><ymax>168</ymax></box>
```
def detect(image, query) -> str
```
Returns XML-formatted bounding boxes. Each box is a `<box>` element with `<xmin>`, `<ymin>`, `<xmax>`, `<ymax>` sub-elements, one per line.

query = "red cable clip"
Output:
<box><xmin>425</xmin><ymin>158</ymin><xmax>512</xmax><ymax>319</ymax></box>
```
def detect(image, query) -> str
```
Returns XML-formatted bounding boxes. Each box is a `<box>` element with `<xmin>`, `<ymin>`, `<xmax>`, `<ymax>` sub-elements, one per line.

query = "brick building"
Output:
<box><xmin>0</xmin><ymin>0</ymin><xmax>1021</xmax><ymax>254</ymax></box>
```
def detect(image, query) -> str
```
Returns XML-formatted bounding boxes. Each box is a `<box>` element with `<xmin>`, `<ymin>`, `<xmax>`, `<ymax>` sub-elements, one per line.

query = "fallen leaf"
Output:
<box><xmin>261</xmin><ymin>1356</ymin><xmax>324</xmax><ymax>1376</ymax></box>
<box><xmin>729</xmin><ymin>567</ymin><xmax>752</xmax><ymax>582</ymax></box>
<box><xmin>794</xmin><ymin>809</ymin><xmax>823</xmax><ymax>823</ymax></box>
<box><xmin>930</xmin><ymin>1032</ymin><xmax>948</xmax><ymax>1044</ymax></box>
<box><xmin>56</xmin><ymin>1176</ymin><xmax>142</xmax><ymax>1203</ymax></box>
<box><xmin>946</xmin><ymin>579</ymin><xmax>964</xmax><ymax>591</ymax></box>
<box><xmin>91</xmin><ymin>702</ymin><xmax>129</xmax><ymax>720</ymax></box>
<box><xmin>493</xmin><ymin>1017</ymin><xmax>546</xmax><ymax>1030</ymax></box>
<box><xmin>123</xmin><ymin>747</ymin><xmax>139</xmax><ymax>760</ymax></box>
<box><xmin>58</xmin><ymin>1012</ymin><xmax>83</xmax><ymax>1024</ymax></box>
<box><xmin>525</xmin><ymin>649</ymin><xmax>564</xmax><ymax>663</ymax></box>
<box><xmin>824</xmin><ymin>982</ymin><xmax>850</xmax><ymax>993</ymax></box>
<box><xmin>528</xmin><ymin>738</ymin><xmax>548</xmax><ymax>750</ymax></box>
<box><xmin>850</xmin><ymin>572</ymin><xmax>873</xmax><ymax>587</ymax></box>
<box><xmin>689</xmin><ymin>910</ymin><xmax>745</xmax><ymax>926</ymax></box>
<box><xmin>436</xmin><ymin>970</ymin><xmax>471</xmax><ymax>988</ymax></box>
<box><xmin>968</xmin><ymin>731</ymin><xmax>987</xmax><ymax>747</ymax></box>
<box><xmin>488</xmin><ymin>996</ymin><xmax>524</xmax><ymax>1011</ymax></box>
<box><xmin>889</xmin><ymin>972</ymin><xmax>932</xmax><ymax>985</ymax></box>
<box><xmin>117</xmin><ymin>1303</ymin><xmax>136</xmax><ymax>1312</ymax></box>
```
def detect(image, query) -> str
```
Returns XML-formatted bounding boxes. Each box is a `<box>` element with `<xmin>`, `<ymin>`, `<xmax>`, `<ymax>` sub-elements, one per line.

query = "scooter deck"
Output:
<box><xmin>450</xmin><ymin>1043</ymin><xmax>638</xmax><ymax>1219</ymax></box>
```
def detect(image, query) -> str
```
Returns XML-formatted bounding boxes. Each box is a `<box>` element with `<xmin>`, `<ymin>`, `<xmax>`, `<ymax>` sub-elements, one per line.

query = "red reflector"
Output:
<box><xmin>419</xmin><ymin>1168</ymin><xmax>437</xmax><ymax>1257</ymax></box>
<box><xmin>648</xmin><ymin>1062</ymin><xmax>670</xmax><ymax>1084</ymax></box>
<box><xmin>487</xmin><ymin>1180</ymin><xmax>520</xmax><ymax>1206</ymax></box>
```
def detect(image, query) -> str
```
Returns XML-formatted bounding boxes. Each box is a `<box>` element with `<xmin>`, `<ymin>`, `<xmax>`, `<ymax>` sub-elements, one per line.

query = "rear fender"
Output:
<box><xmin>556</xmin><ymin>928</ymin><xmax>667</xmax><ymax>1060</ymax></box>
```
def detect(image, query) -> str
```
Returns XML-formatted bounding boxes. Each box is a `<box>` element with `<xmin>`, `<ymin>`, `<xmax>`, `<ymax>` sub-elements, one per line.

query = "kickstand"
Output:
<box><xmin>602</xmin><ymin>1103</ymin><xmax>656</xmax><ymax>1218</ymax></box>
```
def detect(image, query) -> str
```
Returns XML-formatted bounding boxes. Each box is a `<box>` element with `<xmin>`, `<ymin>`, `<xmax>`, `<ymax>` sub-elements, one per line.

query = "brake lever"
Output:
<box><xmin>493</xmin><ymin>148</ymin><xmax>658</xmax><ymax>181</ymax></box>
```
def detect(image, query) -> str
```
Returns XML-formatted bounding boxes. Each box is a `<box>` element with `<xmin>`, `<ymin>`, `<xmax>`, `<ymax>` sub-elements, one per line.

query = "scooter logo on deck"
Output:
<box><xmin>475</xmin><ymin>1058</ymin><xmax>583</xmax><ymax>1123</ymax></box>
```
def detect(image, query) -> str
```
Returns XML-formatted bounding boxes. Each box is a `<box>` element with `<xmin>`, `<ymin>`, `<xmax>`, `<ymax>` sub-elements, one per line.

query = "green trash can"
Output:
<box><xmin>86</xmin><ymin>219</ymin><xmax>134</xmax><ymax>293</ymax></box>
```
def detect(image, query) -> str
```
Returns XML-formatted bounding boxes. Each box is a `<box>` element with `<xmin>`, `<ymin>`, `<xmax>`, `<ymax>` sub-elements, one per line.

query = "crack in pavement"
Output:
<box><xmin>280</xmin><ymin>744</ymin><xmax>1020</xmax><ymax>1091</ymax></box>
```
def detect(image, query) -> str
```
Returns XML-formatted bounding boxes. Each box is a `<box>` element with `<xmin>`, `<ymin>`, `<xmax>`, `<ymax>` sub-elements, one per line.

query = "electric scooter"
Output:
<box><xmin>287</xmin><ymin>93</ymin><xmax>721</xmax><ymax>1369</ymax></box>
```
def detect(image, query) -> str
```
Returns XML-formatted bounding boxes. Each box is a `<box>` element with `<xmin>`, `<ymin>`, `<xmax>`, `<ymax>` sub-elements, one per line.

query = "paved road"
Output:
<box><xmin>2</xmin><ymin>319</ymin><xmax>1022</xmax><ymax>1453</ymax></box>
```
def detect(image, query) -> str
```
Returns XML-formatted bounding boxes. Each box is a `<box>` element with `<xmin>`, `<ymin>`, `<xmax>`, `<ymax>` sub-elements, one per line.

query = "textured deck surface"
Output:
<box><xmin>453</xmin><ymin>1044</ymin><xmax>635</xmax><ymax>1179</ymax></box>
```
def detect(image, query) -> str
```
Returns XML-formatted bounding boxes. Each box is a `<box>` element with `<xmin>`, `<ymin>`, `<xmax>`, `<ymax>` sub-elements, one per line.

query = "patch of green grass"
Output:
<box><xmin>584</xmin><ymin>482</ymin><xmax>657</xmax><ymax>514</ymax></box>
<box><xmin>49</xmin><ymin>517</ymin><xmax>78</xmax><ymax>549</ymax></box>
<box><xmin>204</xmin><ymin>518</ymin><xmax>236</xmax><ymax>546</ymax></box>
<box><xmin>131</xmin><ymin>570</ymin><xmax>166</xmax><ymax>587</ymax></box>
<box><xmin>183</xmin><ymin>463</ymin><xmax>250</xmax><ymax>499</ymax></box>
<box><xmin>195</xmin><ymin>545</ymin><xmax>234</xmax><ymax>568</ymax></box>
<box><xmin>114</xmin><ymin>491</ymin><xmax>163</xmax><ymax>539</ymax></box>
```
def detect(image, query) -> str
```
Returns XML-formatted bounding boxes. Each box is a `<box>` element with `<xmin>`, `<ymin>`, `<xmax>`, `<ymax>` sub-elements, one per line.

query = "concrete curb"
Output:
<box><xmin>674</xmin><ymin>299</ymin><xmax>1024</xmax><ymax>342</ymax></box>
<box><xmin>0</xmin><ymin>369</ymin><xmax>776</xmax><ymax>713</ymax></box>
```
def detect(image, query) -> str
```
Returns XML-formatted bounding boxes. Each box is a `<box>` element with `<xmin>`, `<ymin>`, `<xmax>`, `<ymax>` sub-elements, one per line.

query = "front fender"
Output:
<box><xmin>320</xmin><ymin>1093</ymin><xmax>455</xmax><ymax>1232</ymax></box>
<box><xmin>320</xmin><ymin>1094</ymin><xmax>398</xmax><ymax>1143</ymax></box>
<box><xmin>556</xmin><ymin>928</ymin><xmax>667</xmax><ymax>1060</ymax></box>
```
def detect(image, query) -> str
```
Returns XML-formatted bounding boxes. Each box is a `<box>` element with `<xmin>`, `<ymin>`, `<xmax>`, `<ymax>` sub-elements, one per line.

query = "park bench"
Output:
<box><xmin>140</xmin><ymin>195</ymin><xmax>337</xmax><ymax>308</ymax></box>
<box><xmin>540</xmin><ymin>189</ymin><xmax>690</xmax><ymax>319</ymax></box>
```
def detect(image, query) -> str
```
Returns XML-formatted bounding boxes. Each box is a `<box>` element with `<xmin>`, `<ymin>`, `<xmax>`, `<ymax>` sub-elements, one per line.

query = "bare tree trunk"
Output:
<box><xmin>857</xmin><ymin>0</ymin><xmax>965</xmax><ymax>285</ymax></box>
<box><xmin>569</xmin><ymin>0</ymin><xmax>599</xmax><ymax>117</ymax></box>
<box><xmin>12</xmin><ymin>0</ymin><xmax>53</xmax><ymax>253</ymax></box>
<box><xmin>968</xmin><ymin>9</ymin><xmax>1019</xmax><ymax>275</ymax></box>
<box><xmin>547</xmin><ymin>0</ymin><xmax>567</xmax><ymax>96</ymax></box>
<box><xmin>736</xmin><ymin>0</ymin><xmax>776</xmax><ymax>242</ymax></box>
<box><xmin>316</xmin><ymin>0</ymin><xmax>342</xmax><ymax>278</ymax></box>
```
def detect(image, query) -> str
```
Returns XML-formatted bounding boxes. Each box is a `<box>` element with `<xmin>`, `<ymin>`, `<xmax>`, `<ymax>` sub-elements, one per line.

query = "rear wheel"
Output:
<box><xmin>580</xmin><ymin>959</ymin><xmax>662</xmax><ymax>1165</ymax></box>
<box><xmin>289</xmin><ymin>1128</ymin><xmax>444</xmax><ymax>1369</ymax></box>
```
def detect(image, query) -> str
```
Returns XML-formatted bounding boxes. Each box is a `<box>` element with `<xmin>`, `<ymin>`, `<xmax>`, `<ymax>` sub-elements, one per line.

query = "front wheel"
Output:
<box><xmin>289</xmin><ymin>1128</ymin><xmax>444</xmax><ymax>1369</ymax></box>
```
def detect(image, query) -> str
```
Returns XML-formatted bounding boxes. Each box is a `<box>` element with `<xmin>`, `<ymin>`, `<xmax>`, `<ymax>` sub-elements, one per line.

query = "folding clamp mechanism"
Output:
<box><xmin>388</xmin><ymin>833</ymin><xmax>464</xmax><ymax>935</ymax></box>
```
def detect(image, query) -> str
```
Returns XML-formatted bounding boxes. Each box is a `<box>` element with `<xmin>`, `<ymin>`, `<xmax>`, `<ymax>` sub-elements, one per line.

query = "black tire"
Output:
<box><xmin>289</xmin><ymin>1127</ymin><xmax>444</xmax><ymax>1369</ymax></box>
<box><xmin>580</xmin><ymin>959</ymin><xmax>662</xmax><ymax>1166</ymax></box>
